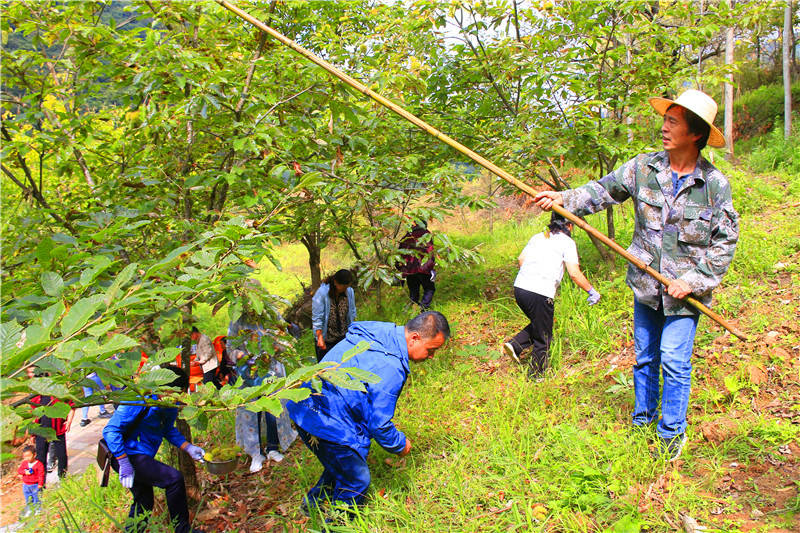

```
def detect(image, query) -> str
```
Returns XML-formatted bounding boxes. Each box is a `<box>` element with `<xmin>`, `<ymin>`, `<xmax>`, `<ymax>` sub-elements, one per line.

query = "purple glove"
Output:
<box><xmin>117</xmin><ymin>456</ymin><xmax>134</xmax><ymax>488</ymax></box>
<box><xmin>586</xmin><ymin>288</ymin><xmax>601</xmax><ymax>306</ymax></box>
<box><xmin>430</xmin><ymin>270</ymin><xmax>436</xmax><ymax>282</ymax></box>
<box><xmin>184</xmin><ymin>443</ymin><xmax>205</xmax><ymax>461</ymax></box>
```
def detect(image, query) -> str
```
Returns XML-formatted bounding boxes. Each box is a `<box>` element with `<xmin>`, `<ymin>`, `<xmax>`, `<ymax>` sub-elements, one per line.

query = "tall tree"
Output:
<box><xmin>725</xmin><ymin>0</ymin><xmax>736</xmax><ymax>158</ymax></box>
<box><xmin>784</xmin><ymin>0</ymin><xmax>793</xmax><ymax>139</ymax></box>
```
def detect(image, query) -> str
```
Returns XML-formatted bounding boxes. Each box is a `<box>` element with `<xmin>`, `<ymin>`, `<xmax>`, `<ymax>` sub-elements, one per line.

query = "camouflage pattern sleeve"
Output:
<box><xmin>562</xmin><ymin>156</ymin><xmax>642</xmax><ymax>216</ymax></box>
<box><xmin>678</xmin><ymin>180</ymin><xmax>739</xmax><ymax>295</ymax></box>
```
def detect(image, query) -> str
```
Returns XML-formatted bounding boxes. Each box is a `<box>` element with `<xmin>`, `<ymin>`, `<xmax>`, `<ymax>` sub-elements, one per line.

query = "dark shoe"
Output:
<box><xmin>653</xmin><ymin>433</ymin><xmax>687</xmax><ymax>462</ymax></box>
<box><xmin>98</xmin><ymin>411</ymin><xmax>112</xmax><ymax>419</ymax></box>
<box><xmin>79</xmin><ymin>419</ymin><xmax>92</xmax><ymax>427</ymax></box>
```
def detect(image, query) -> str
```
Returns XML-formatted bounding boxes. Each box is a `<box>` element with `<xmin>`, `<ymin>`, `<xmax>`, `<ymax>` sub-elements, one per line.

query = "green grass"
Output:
<box><xmin>20</xmin><ymin>149</ymin><xmax>800</xmax><ymax>532</ymax></box>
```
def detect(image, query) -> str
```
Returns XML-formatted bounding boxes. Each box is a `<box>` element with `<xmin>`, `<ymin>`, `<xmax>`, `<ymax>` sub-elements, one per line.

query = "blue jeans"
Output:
<box><xmin>632</xmin><ymin>299</ymin><xmax>699</xmax><ymax>439</ymax></box>
<box><xmin>23</xmin><ymin>483</ymin><xmax>40</xmax><ymax>506</ymax></box>
<box><xmin>296</xmin><ymin>426</ymin><xmax>371</xmax><ymax>507</ymax></box>
<box><xmin>82</xmin><ymin>373</ymin><xmax>108</xmax><ymax>419</ymax></box>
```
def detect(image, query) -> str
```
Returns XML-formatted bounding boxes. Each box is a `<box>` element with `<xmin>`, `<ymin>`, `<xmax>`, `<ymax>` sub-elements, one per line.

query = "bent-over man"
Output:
<box><xmin>287</xmin><ymin>311</ymin><xmax>450</xmax><ymax>511</ymax></box>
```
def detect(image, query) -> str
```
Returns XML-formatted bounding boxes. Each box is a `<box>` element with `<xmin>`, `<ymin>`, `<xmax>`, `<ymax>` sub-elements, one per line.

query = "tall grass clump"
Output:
<box><xmin>746</xmin><ymin>118</ymin><xmax>800</xmax><ymax>175</ymax></box>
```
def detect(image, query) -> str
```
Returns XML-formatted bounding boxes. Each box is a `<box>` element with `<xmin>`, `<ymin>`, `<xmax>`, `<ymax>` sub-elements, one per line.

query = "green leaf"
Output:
<box><xmin>35</xmin><ymin>402</ymin><xmax>71</xmax><ymax>419</ymax></box>
<box><xmin>104</xmin><ymin>262</ymin><xmax>138</xmax><ymax>306</ymax></box>
<box><xmin>61</xmin><ymin>294</ymin><xmax>105</xmax><ymax>337</ymax></box>
<box><xmin>36</xmin><ymin>237</ymin><xmax>54</xmax><ymax>264</ymax></box>
<box><xmin>40</xmin><ymin>302</ymin><xmax>65</xmax><ymax>333</ymax></box>
<box><xmin>139</xmin><ymin>367</ymin><xmax>182</xmax><ymax>388</ymax></box>
<box><xmin>41</xmin><ymin>271</ymin><xmax>64</xmax><ymax>297</ymax></box>
<box><xmin>1</xmin><ymin>320</ymin><xmax>24</xmax><ymax>355</ymax></box>
<box><xmin>143</xmin><ymin>244</ymin><xmax>195</xmax><ymax>279</ymax></box>
<box><xmin>85</xmin><ymin>334</ymin><xmax>138</xmax><ymax>357</ymax></box>
<box><xmin>343</xmin><ymin>367</ymin><xmax>380</xmax><ymax>384</ymax></box>
<box><xmin>79</xmin><ymin>256</ymin><xmax>114</xmax><ymax>286</ymax></box>
<box><xmin>273</xmin><ymin>387</ymin><xmax>311</xmax><ymax>402</ymax></box>
<box><xmin>28</xmin><ymin>377</ymin><xmax>70</xmax><ymax>399</ymax></box>
<box><xmin>341</xmin><ymin>340</ymin><xmax>370</xmax><ymax>362</ymax></box>
<box><xmin>86</xmin><ymin>318</ymin><xmax>116</xmax><ymax>337</ymax></box>
<box><xmin>246</xmin><ymin>396</ymin><xmax>282</xmax><ymax>416</ymax></box>
<box><xmin>295</xmin><ymin>171</ymin><xmax>326</xmax><ymax>189</ymax></box>
<box><xmin>145</xmin><ymin>347</ymin><xmax>182</xmax><ymax>368</ymax></box>
<box><xmin>321</xmin><ymin>369</ymin><xmax>366</xmax><ymax>392</ymax></box>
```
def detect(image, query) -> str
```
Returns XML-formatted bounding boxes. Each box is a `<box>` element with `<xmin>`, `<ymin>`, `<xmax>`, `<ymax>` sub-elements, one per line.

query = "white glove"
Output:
<box><xmin>184</xmin><ymin>443</ymin><xmax>205</xmax><ymax>461</ymax></box>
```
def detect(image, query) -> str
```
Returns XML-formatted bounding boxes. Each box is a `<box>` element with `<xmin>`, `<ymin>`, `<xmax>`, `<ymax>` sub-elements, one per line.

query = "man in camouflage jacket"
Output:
<box><xmin>534</xmin><ymin>89</ymin><xmax>739</xmax><ymax>460</ymax></box>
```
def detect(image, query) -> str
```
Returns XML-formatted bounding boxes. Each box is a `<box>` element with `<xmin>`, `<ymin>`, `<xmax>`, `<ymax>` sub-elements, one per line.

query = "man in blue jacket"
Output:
<box><xmin>287</xmin><ymin>311</ymin><xmax>450</xmax><ymax>511</ymax></box>
<box><xmin>103</xmin><ymin>365</ymin><xmax>205</xmax><ymax>533</ymax></box>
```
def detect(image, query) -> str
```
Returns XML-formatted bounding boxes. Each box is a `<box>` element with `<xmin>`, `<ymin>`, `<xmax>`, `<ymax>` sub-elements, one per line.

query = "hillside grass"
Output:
<box><xmin>18</xmin><ymin>155</ymin><xmax>800</xmax><ymax>532</ymax></box>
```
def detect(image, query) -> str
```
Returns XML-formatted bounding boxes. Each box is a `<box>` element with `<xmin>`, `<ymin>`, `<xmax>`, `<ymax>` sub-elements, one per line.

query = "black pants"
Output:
<box><xmin>509</xmin><ymin>287</ymin><xmax>555</xmax><ymax>376</ymax></box>
<box><xmin>315</xmin><ymin>337</ymin><xmax>343</xmax><ymax>363</ymax></box>
<box><xmin>202</xmin><ymin>369</ymin><xmax>222</xmax><ymax>389</ymax></box>
<box><xmin>111</xmin><ymin>454</ymin><xmax>189</xmax><ymax>533</ymax></box>
<box><xmin>35</xmin><ymin>433</ymin><xmax>67</xmax><ymax>481</ymax></box>
<box><xmin>407</xmin><ymin>273</ymin><xmax>435</xmax><ymax>308</ymax></box>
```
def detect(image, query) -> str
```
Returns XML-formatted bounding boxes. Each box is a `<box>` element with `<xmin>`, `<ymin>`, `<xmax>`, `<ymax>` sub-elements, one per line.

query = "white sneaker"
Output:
<box><xmin>267</xmin><ymin>450</ymin><xmax>284</xmax><ymax>463</ymax></box>
<box><xmin>502</xmin><ymin>342</ymin><xmax>520</xmax><ymax>364</ymax></box>
<box><xmin>249</xmin><ymin>453</ymin><xmax>265</xmax><ymax>472</ymax></box>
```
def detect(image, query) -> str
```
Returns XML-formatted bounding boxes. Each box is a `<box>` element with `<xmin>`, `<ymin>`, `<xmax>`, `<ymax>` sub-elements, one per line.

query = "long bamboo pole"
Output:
<box><xmin>214</xmin><ymin>0</ymin><xmax>747</xmax><ymax>341</ymax></box>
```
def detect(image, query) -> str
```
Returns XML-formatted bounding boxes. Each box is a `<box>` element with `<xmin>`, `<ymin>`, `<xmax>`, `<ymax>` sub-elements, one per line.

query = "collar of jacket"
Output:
<box><xmin>646</xmin><ymin>151</ymin><xmax>708</xmax><ymax>207</ymax></box>
<box><xmin>392</xmin><ymin>325</ymin><xmax>410</xmax><ymax>375</ymax></box>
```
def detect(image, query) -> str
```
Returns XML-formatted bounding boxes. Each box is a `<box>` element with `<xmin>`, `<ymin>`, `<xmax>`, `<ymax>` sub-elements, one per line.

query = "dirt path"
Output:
<box><xmin>0</xmin><ymin>412</ymin><xmax>110</xmax><ymax>528</ymax></box>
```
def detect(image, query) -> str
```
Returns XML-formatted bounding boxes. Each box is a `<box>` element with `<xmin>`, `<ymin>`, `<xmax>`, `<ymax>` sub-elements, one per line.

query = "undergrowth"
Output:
<box><xmin>17</xmin><ymin>155</ymin><xmax>800</xmax><ymax>533</ymax></box>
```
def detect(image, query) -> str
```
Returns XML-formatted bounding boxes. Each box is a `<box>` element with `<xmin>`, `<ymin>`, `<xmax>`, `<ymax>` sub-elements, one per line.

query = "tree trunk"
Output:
<box><xmin>724</xmin><ymin>0</ymin><xmax>735</xmax><ymax>159</ymax></box>
<box><xmin>784</xmin><ymin>1</ymin><xmax>792</xmax><ymax>139</ymax></box>
<box><xmin>170</xmin><ymin>419</ymin><xmax>199</xmax><ymax>505</ymax></box>
<box><xmin>170</xmin><ymin>303</ymin><xmax>199</xmax><ymax>505</ymax></box>
<box><xmin>606</xmin><ymin>207</ymin><xmax>616</xmax><ymax>242</ymax></box>
<box><xmin>302</xmin><ymin>232</ymin><xmax>322</xmax><ymax>290</ymax></box>
<box><xmin>375</xmin><ymin>281</ymin><xmax>383</xmax><ymax>315</ymax></box>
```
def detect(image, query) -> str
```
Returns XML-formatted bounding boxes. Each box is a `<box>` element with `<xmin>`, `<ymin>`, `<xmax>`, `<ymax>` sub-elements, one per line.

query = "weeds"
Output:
<box><xmin>9</xmin><ymin>154</ymin><xmax>800</xmax><ymax>532</ymax></box>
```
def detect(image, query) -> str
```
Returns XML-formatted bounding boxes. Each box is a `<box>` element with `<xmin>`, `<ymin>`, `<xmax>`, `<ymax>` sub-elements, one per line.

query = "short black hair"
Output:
<box><xmin>326</xmin><ymin>268</ymin><xmax>353</xmax><ymax>286</ymax></box>
<box><xmin>191</xmin><ymin>326</ymin><xmax>199</xmax><ymax>334</ymax></box>
<box><xmin>406</xmin><ymin>311</ymin><xmax>450</xmax><ymax>340</ymax></box>
<box><xmin>667</xmin><ymin>103</ymin><xmax>710</xmax><ymax>151</ymax></box>
<box><xmin>548</xmin><ymin>212</ymin><xmax>572</xmax><ymax>237</ymax></box>
<box><xmin>161</xmin><ymin>364</ymin><xmax>189</xmax><ymax>391</ymax></box>
<box><xmin>22</xmin><ymin>445</ymin><xmax>35</xmax><ymax>455</ymax></box>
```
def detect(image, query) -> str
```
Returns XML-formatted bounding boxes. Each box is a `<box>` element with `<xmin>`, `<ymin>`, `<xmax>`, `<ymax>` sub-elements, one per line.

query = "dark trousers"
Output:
<box><xmin>261</xmin><ymin>412</ymin><xmax>280</xmax><ymax>452</ymax></box>
<box><xmin>35</xmin><ymin>433</ymin><xmax>67</xmax><ymax>481</ymax></box>
<box><xmin>296</xmin><ymin>426</ymin><xmax>370</xmax><ymax>507</ymax></box>
<box><xmin>202</xmin><ymin>369</ymin><xmax>221</xmax><ymax>389</ymax></box>
<box><xmin>111</xmin><ymin>454</ymin><xmax>189</xmax><ymax>533</ymax></box>
<box><xmin>315</xmin><ymin>337</ymin><xmax>343</xmax><ymax>363</ymax></box>
<box><xmin>407</xmin><ymin>273</ymin><xmax>435</xmax><ymax>308</ymax></box>
<box><xmin>509</xmin><ymin>287</ymin><xmax>555</xmax><ymax>376</ymax></box>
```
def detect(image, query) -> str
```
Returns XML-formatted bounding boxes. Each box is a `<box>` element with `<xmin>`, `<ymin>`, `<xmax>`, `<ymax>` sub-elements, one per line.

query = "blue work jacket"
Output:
<box><xmin>311</xmin><ymin>283</ymin><xmax>356</xmax><ymax>337</ymax></box>
<box><xmin>102</xmin><ymin>395</ymin><xmax>187</xmax><ymax>459</ymax></box>
<box><xmin>286</xmin><ymin>321</ymin><xmax>409</xmax><ymax>459</ymax></box>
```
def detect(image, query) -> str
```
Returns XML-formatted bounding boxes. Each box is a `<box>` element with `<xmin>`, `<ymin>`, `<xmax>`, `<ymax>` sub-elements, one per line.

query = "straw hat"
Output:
<box><xmin>648</xmin><ymin>89</ymin><xmax>725</xmax><ymax>148</ymax></box>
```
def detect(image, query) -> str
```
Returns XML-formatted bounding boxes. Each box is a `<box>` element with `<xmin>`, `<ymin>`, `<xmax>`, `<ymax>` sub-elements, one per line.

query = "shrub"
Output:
<box><xmin>734</xmin><ymin>82</ymin><xmax>800</xmax><ymax>139</ymax></box>
<box><xmin>747</xmin><ymin>117</ymin><xmax>800</xmax><ymax>174</ymax></box>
